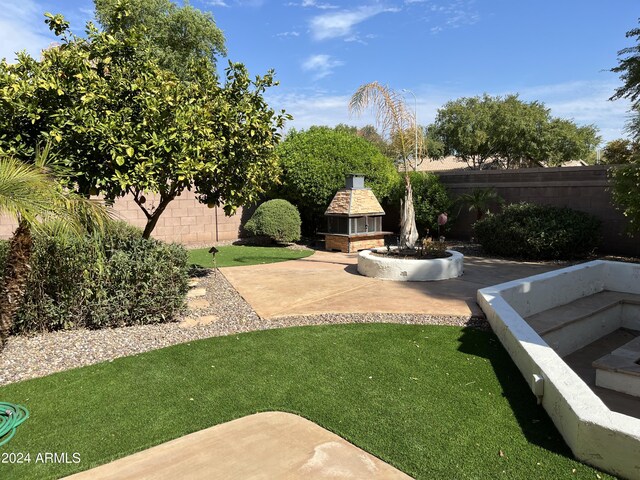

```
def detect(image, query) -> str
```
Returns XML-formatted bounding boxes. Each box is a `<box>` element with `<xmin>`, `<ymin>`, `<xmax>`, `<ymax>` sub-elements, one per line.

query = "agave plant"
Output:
<box><xmin>0</xmin><ymin>144</ymin><xmax>112</xmax><ymax>349</ymax></box>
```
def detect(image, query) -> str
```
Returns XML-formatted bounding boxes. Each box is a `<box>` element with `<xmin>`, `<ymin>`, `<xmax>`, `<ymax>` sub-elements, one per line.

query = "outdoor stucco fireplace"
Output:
<box><xmin>322</xmin><ymin>174</ymin><xmax>391</xmax><ymax>253</ymax></box>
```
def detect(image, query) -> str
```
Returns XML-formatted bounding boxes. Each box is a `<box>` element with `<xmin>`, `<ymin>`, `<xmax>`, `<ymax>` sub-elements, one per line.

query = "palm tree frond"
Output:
<box><xmin>349</xmin><ymin>81</ymin><xmax>422</xmax><ymax>167</ymax></box>
<box><xmin>0</xmin><ymin>147</ymin><xmax>114</xmax><ymax>237</ymax></box>
<box><xmin>0</xmin><ymin>157</ymin><xmax>57</xmax><ymax>221</ymax></box>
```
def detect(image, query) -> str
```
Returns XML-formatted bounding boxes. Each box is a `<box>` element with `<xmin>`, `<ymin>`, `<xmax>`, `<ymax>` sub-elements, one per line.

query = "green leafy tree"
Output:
<box><xmin>541</xmin><ymin>119</ymin><xmax>600</xmax><ymax>167</ymax></box>
<box><xmin>429</xmin><ymin>95</ymin><xmax>495</xmax><ymax>169</ymax></box>
<box><xmin>625</xmin><ymin>105</ymin><xmax>640</xmax><ymax>141</ymax></box>
<box><xmin>0</xmin><ymin>11</ymin><xmax>288</xmax><ymax>239</ymax></box>
<box><xmin>610</xmin><ymin>19</ymin><xmax>640</xmax><ymax>110</ymax></box>
<box><xmin>94</xmin><ymin>0</ymin><xmax>226</xmax><ymax>79</ymax></box>
<box><xmin>609</xmin><ymin>20</ymin><xmax>640</xmax><ymax>235</ymax></box>
<box><xmin>430</xmin><ymin>94</ymin><xmax>600</xmax><ymax>169</ymax></box>
<box><xmin>272</xmin><ymin>127</ymin><xmax>398</xmax><ymax>234</ymax></box>
<box><xmin>423</xmin><ymin>126</ymin><xmax>445</xmax><ymax>161</ymax></box>
<box><xmin>601</xmin><ymin>138</ymin><xmax>640</xmax><ymax>164</ymax></box>
<box><xmin>609</xmin><ymin>19</ymin><xmax>640</xmax><ymax>141</ymax></box>
<box><xmin>335</xmin><ymin>122</ymin><xmax>441</xmax><ymax>167</ymax></box>
<box><xmin>0</xmin><ymin>146</ymin><xmax>111</xmax><ymax>348</ymax></box>
<box><xmin>334</xmin><ymin>124</ymin><xmax>391</xmax><ymax>157</ymax></box>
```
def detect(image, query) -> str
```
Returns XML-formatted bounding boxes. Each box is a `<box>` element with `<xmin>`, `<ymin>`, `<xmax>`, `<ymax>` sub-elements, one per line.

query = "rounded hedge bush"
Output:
<box><xmin>474</xmin><ymin>202</ymin><xmax>601</xmax><ymax>260</ymax></box>
<box><xmin>0</xmin><ymin>221</ymin><xmax>189</xmax><ymax>333</ymax></box>
<box><xmin>244</xmin><ymin>199</ymin><xmax>301</xmax><ymax>243</ymax></box>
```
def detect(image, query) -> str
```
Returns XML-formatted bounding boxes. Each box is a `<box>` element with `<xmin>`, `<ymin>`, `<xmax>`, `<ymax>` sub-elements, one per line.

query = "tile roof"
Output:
<box><xmin>325</xmin><ymin>188</ymin><xmax>385</xmax><ymax>216</ymax></box>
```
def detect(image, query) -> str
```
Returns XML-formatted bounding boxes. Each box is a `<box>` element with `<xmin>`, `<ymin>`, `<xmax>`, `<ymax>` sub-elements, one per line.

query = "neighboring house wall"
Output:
<box><xmin>436</xmin><ymin>165</ymin><xmax>640</xmax><ymax>257</ymax></box>
<box><xmin>0</xmin><ymin>190</ymin><xmax>243</xmax><ymax>245</ymax></box>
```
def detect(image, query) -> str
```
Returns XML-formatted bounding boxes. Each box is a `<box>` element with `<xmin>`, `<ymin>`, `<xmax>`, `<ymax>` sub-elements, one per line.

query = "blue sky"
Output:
<box><xmin>0</xmin><ymin>0</ymin><xmax>637</xmax><ymax>143</ymax></box>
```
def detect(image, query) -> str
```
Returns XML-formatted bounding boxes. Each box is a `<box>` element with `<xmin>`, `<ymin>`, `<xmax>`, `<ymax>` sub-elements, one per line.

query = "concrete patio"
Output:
<box><xmin>221</xmin><ymin>250</ymin><xmax>562</xmax><ymax>319</ymax></box>
<box><xmin>64</xmin><ymin>412</ymin><xmax>412</xmax><ymax>480</ymax></box>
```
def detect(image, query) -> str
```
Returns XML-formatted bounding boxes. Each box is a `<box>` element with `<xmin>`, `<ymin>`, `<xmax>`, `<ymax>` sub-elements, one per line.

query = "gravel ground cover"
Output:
<box><xmin>0</xmin><ymin>270</ymin><xmax>482</xmax><ymax>386</ymax></box>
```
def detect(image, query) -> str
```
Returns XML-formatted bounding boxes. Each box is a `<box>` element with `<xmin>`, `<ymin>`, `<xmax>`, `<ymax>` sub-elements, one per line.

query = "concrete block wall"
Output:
<box><xmin>436</xmin><ymin>166</ymin><xmax>640</xmax><ymax>257</ymax></box>
<box><xmin>0</xmin><ymin>190</ymin><xmax>243</xmax><ymax>246</ymax></box>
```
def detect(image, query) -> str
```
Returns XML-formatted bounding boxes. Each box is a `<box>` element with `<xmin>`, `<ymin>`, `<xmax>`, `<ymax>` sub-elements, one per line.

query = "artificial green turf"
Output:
<box><xmin>187</xmin><ymin>245</ymin><xmax>313</xmax><ymax>268</ymax></box>
<box><xmin>0</xmin><ymin>324</ymin><xmax>611</xmax><ymax>479</ymax></box>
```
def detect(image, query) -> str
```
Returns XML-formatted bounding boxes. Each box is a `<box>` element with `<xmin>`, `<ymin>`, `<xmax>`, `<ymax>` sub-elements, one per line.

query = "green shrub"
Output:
<box><xmin>1</xmin><ymin>221</ymin><xmax>188</xmax><ymax>333</ymax></box>
<box><xmin>474</xmin><ymin>203</ymin><xmax>601</xmax><ymax>260</ymax></box>
<box><xmin>244</xmin><ymin>199</ymin><xmax>301</xmax><ymax>243</ymax></box>
<box><xmin>272</xmin><ymin>126</ymin><xmax>398</xmax><ymax>234</ymax></box>
<box><xmin>389</xmin><ymin>172</ymin><xmax>452</xmax><ymax>235</ymax></box>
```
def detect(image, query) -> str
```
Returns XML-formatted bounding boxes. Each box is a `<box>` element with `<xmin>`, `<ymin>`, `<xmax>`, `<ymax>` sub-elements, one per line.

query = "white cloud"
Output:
<box><xmin>409</xmin><ymin>0</ymin><xmax>480</xmax><ymax>34</ymax></box>
<box><xmin>229</xmin><ymin>0</ymin><xmax>264</xmax><ymax>7</ymax></box>
<box><xmin>277</xmin><ymin>31</ymin><xmax>301</xmax><ymax>37</ymax></box>
<box><xmin>207</xmin><ymin>0</ymin><xmax>230</xmax><ymax>6</ymax></box>
<box><xmin>269</xmin><ymin>80</ymin><xmax>629</xmax><ymax>143</ymax></box>
<box><xmin>0</xmin><ymin>0</ymin><xmax>54</xmax><ymax>62</ymax></box>
<box><xmin>301</xmin><ymin>54</ymin><xmax>344</xmax><ymax>79</ymax></box>
<box><xmin>268</xmin><ymin>92</ymin><xmax>368</xmax><ymax>129</ymax></box>
<box><xmin>309</xmin><ymin>5</ymin><xmax>396</xmax><ymax>41</ymax></box>
<box><xmin>287</xmin><ymin>0</ymin><xmax>337</xmax><ymax>9</ymax></box>
<box><xmin>301</xmin><ymin>0</ymin><xmax>337</xmax><ymax>9</ymax></box>
<box><xmin>515</xmin><ymin>80</ymin><xmax>630</xmax><ymax>143</ymax></box>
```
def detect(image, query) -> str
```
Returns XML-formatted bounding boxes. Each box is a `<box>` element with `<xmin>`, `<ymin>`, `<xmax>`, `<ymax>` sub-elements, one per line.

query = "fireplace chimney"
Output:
<box><xmin>345</xmin><ymin>174</ymin><xmax>365</xmax><ymax>190</ymax></box>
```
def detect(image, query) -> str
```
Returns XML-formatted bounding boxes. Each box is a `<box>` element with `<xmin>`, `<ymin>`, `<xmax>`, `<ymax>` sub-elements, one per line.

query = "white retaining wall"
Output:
<box><xmin>477</xmin><ymin>261</ymin><xmax>640</xmax><ymax>480</ymax></box>
<box><xmin>357</xmin><ymin>249</ymin><xmax>464</xmax><ymax>281</ymax></box>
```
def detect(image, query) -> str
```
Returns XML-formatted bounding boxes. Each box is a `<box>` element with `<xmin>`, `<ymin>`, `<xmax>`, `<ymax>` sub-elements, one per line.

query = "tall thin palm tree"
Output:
<box><xmin>349</xmin><ymin>82</ymin><xmax>421</xmax><ymax>249</ymax></box>
<box><xmin>0</xmin><ymin>146</ymin><xmax>112</xmax><ymax>349</ymax></box>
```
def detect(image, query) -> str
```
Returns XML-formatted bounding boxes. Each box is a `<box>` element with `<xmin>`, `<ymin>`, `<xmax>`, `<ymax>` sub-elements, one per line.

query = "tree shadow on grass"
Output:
<box><xmin>224</xmin><ymin>256</ymin><xmax>303</xmax><ymax>265</ymax></box>
<box><xmin>188</xmin><ymin>265</ymin><xmax>211</xmax><ymax>277</ymax></box>
<box><xmin>456</xmin><ymin>327</ymin><xmax>574</xmax><ymax>458</ymax></box>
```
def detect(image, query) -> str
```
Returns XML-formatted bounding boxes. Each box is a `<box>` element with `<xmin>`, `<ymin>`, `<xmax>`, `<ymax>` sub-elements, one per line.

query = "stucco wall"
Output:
<box><xmin>436</xmin><ymin>166</ymin><xmax>640</xmax><ymax>257</ymax></box>
<box><xmin>0</xmin><ymin>190</ymin><xmax>243</xmax><ymax>245</ymax></box>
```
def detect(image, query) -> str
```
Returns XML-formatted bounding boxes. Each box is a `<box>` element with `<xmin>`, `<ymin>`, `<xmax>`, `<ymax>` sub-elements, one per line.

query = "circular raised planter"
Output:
<box><xmin>357</xmin><ymin>248</ymin><xmax>464</xmax><ymax>281</ymax></box>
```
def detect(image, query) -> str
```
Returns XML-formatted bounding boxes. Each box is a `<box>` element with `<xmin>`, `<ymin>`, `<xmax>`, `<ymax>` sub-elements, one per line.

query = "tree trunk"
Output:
<box><xmin>399</xmin><ymin>174</ymin><xmax>419</xmax><ymax>250</ymax></box>
<box><xmin>141</xmin><ymin>195</ymin><xmax>175</xmax><ymax>239</ymax></box>
<box><xmin>0</xmin><ymin>220</ymin><xmax>33</xmax><ymax>349</ymax></box>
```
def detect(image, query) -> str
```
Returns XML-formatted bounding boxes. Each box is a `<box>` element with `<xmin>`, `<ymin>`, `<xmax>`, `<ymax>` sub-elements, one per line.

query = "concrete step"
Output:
<box><xmin>188</xmin><ymin>298</ymin><xmax>210</xmax><ymax>310</ymax></box>
<box><xmin>186</xmin><ymin>288</ymin><xmax>207</xmax><ymax>299</ymax></box>
<box><xmin>525</xmin><ymin>291</ymin><xmax>640</xmax><ymax>336</ymax></box>
<box><xmin>593</xmin><ymin>334</ymin><xmax>640</xmax><ymax>397</ymax></box>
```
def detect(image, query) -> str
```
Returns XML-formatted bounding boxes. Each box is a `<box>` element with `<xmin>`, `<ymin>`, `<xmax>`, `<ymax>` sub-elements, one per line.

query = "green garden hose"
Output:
<box><xmin>0</xmin><ymin>402</ymin><xmax>29</xmax><ymax>447</ymax></box>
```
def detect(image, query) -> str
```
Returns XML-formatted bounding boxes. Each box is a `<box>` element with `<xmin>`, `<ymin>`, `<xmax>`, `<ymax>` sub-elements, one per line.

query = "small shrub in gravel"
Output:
<box><xmin>244</xmin><ymin>199</ymin><xmax>301</xmax><ymax>244</ymax></box>
<box><xmin>0</xmin><ymin>221</ymin><xmax>188</xmax><ymax>333</ymax></box>
<box><xmin>474</xmin><ymin>202</ymin><xmax>601</xmax><ymax>260</ymax></box>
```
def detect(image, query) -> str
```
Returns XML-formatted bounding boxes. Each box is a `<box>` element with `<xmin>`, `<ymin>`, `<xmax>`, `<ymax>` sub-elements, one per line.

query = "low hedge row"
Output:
<box><xmin>474</xmin><ymin>203</ymin><xmax>601</xmax><ymax>260</ymax></box>
<box><xmin>0</xmin><ymin>221</ymin><xmax>189</xmax><ymax>333</ymax></box>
